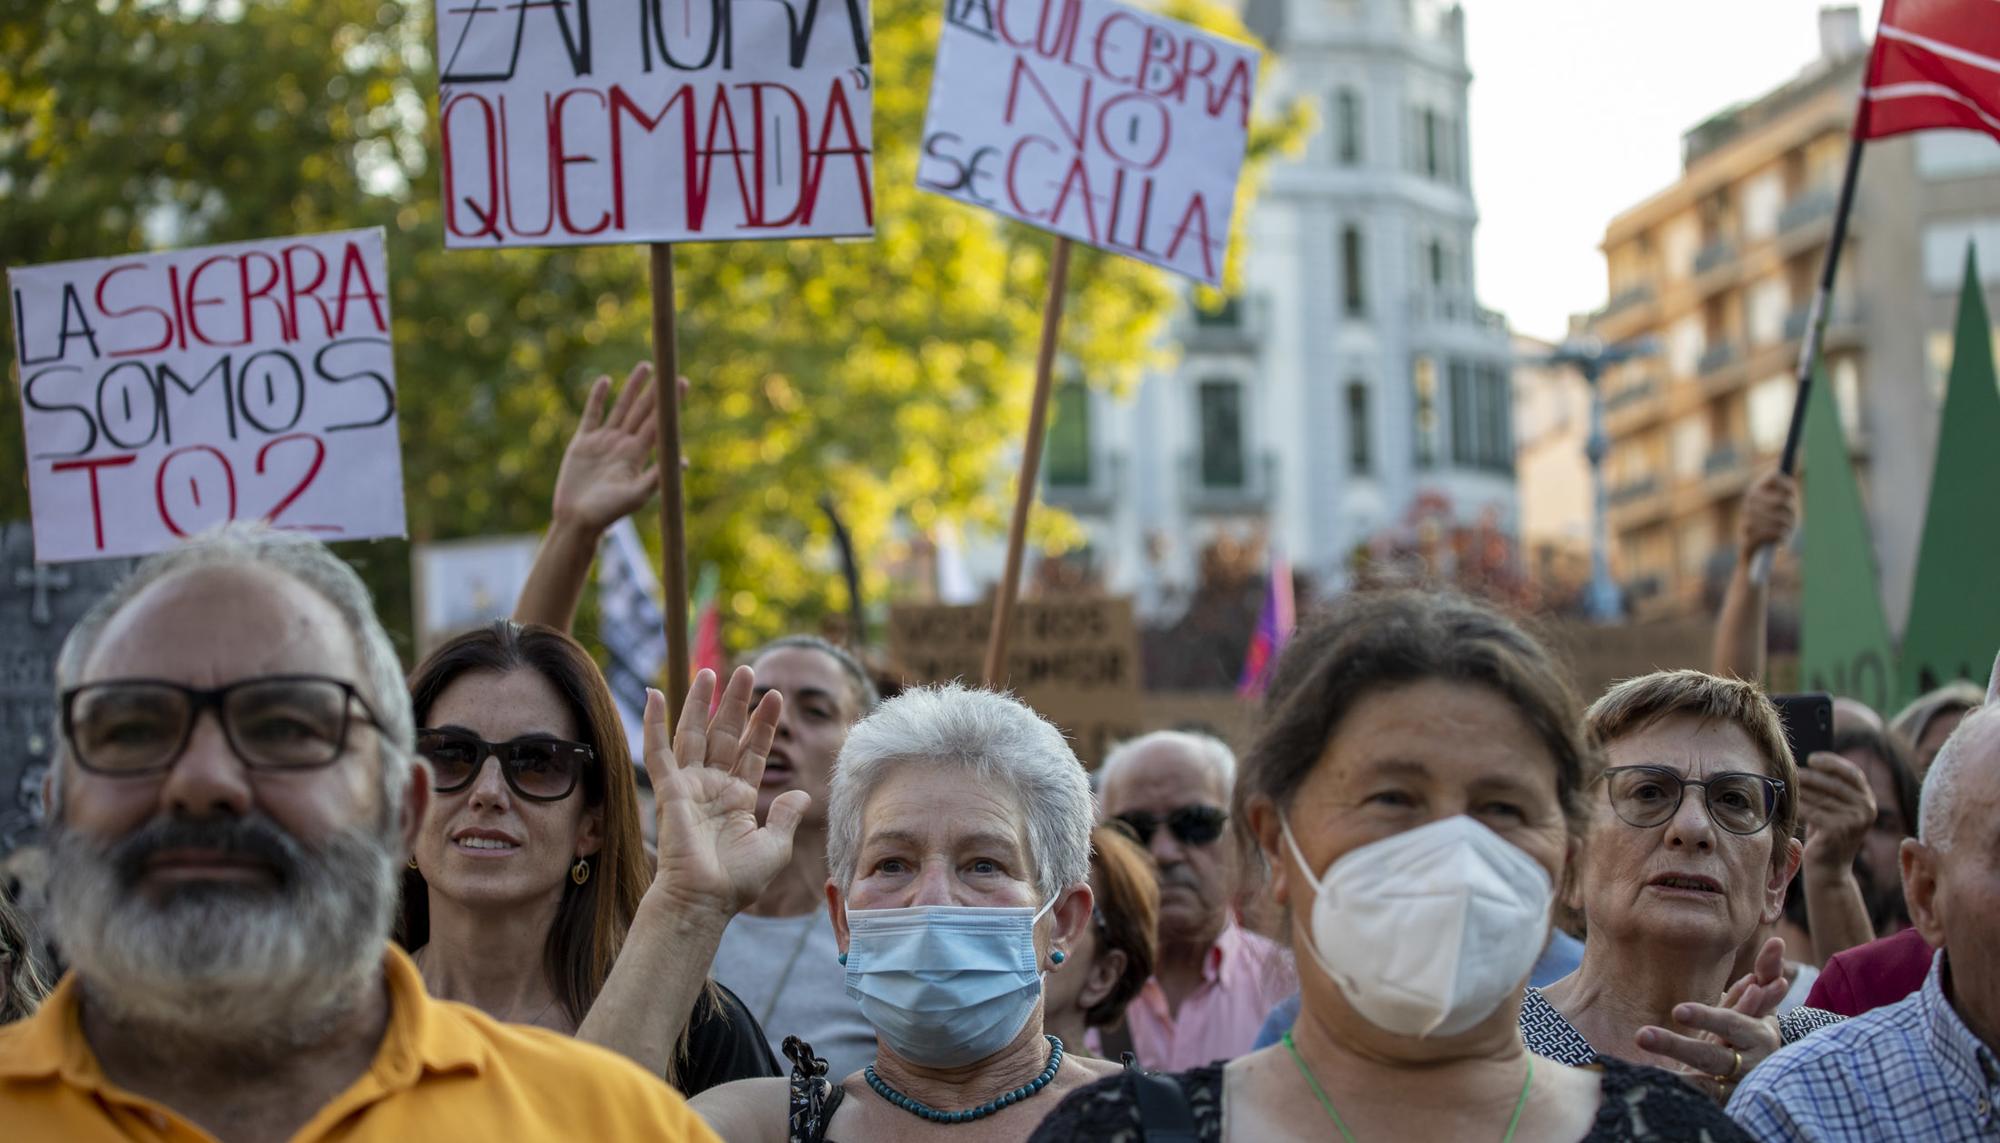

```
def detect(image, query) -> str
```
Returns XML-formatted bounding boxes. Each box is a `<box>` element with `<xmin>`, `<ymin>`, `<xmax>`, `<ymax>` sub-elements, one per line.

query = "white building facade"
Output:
<box><xmin>1039</xmin><ymin>0</ymin><xmax>1516</xmax><ymax>619</ymax></box>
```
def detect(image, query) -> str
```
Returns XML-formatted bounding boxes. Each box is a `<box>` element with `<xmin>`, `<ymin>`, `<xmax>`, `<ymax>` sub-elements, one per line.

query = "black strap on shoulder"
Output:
<box><xmin>1124</xmin><ymin>1058</ymin><xmax>1197</xmax><ymax>1143</ymax></box>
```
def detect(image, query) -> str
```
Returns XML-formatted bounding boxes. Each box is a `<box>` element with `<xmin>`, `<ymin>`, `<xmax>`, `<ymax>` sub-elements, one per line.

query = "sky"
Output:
<box><xmin>1461</xmin><ymin>0</ymin><xmax>1885</xmax><ymax>341</ymax></box>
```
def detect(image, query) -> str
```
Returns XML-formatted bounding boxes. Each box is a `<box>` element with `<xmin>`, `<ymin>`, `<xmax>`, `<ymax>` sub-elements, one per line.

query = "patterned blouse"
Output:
<box><xmin>1518</xmin><ymin>987</ymin><xmax>1846</xmax><ymax>1066</ymax></box>
<box><xmin>1026</xmin><ymin>1055</ymin><xmax>1754</xmax><ymax>1142</ymax></box>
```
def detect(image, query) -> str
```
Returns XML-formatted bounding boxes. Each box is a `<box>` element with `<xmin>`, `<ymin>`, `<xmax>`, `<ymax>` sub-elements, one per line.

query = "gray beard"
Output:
<box><xmin>46</xmin><ymin>810</ymin><xmax>401</xmax><ymax>1059</ymax></box>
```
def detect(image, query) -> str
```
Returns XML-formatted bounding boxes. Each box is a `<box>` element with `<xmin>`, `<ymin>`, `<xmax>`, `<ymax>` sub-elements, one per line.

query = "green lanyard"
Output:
<box><xmin>1280</xmin><ymin>1031</ymin><xmax>1534</xmax><ymax>1143</ymax></box>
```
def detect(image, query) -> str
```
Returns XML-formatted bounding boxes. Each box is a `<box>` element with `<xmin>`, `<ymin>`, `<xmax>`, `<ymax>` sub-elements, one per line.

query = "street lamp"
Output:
<box><xmin>1541</xmin><ymin>335</ymin><xmax>1655</xmax><ymax>624</ymax></box>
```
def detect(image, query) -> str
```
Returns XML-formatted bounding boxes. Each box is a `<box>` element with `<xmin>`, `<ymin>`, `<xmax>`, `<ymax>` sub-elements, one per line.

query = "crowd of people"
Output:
<box><xmin>0</xmin><ymin>367</ymin><xmax>1995</xmax><ymax>1143</ymax></box>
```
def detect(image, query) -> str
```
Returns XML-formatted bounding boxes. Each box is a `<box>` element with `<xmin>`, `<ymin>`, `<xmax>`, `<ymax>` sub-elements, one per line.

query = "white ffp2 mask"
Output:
<box><xmin>1283</xmin><ymin>814</ymin><xmax>1552</xmax><ymax>1039</ymax></box>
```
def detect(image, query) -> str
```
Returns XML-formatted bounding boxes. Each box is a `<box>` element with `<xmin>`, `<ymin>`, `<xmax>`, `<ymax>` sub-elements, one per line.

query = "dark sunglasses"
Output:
<box><xmin>1113</xmin><ymin>805</ymin><xmax>1229</xmax><ymax>848</ymax></box>
<box><xmin>416</xmin><ymin>729</ymin><xmax>591</xmax><ymax>802</ymax></box>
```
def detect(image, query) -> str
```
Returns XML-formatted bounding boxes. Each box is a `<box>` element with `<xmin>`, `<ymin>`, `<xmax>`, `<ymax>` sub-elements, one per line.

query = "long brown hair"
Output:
<box><xmin>398</xmin><ymin>622</ymin><xmax>650</xmax><ymax>1029</ymax></box>
<box><xmin>1085</xmin><ymin>824</ymin><xmax>1157</xmax><ymax>1030</ymax></box>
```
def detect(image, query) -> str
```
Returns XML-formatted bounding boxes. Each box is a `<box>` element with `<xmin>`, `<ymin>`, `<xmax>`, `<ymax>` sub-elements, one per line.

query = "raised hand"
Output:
<box><xmin>640</xmin><ymin>667</ymin><xmax>810</xmax><ymax>919</ymax></box>
<box><xmin>1797</xmin><ymin>751</ymin><xmax>1876</xmax><ymax>872</ymax></box>
<box><xmin>1637</xmin><ymin>936</ymin><xmax>1789</xmax><ymax>1103</ymax></box>
<box><xmin>1736</xmin><ymin>470</ymin><xmax>1799</xmax><ymax>559</ymax></box>
<box><xmin>551</xmin><ymin>362</ymin><xmax>663</xmax><ymax>534</ymax></box>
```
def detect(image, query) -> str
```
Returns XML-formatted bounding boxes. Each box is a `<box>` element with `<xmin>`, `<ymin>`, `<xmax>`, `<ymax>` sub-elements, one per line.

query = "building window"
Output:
<box><xmin>1045</xmin><ymin>380</ymin><xmax>1091</xmax><ymax>487</ymax></box>
<box><xmin>1193</xmin><ymin>297</ymin><xmax>1241</xmax><ymax>328</ymax></box>
<box><xmin>1197</xmin><ymin>379</ymin><xmax>1246</xmax><ymax>487</ymax></box>
<box><xmin>1448</xmin><ymin>360</ymin><xmax>1513</xmax><ymax>472</ymax></box>
<box><xmin>1423</xmin><ymin>108</ymin><xmax>1440</xmax><ymax>178</ymax></box>
<box><xmin>1412</xmin><ymin>354</ymin><xmax>1438</xmax><ymax>468</ymax></box>
<box><xmin>1346</xmin><ymin>380</ymin><xmax>1372</xmax><ymax>475</ymax></box>
<box><xmin>1342</xmin><ymin>225</ymin><xmax>1367</xmax><ymax>316</ymax></box>
<box><xmin>1337</xmin><ymin>88</ymin><xmax>1362</xmax><ymax>165</ymax></box>
<box><xmin>1427</xmin><ymin>238</ymin><xmax>1446</xmax><ymax>288</ymax></box>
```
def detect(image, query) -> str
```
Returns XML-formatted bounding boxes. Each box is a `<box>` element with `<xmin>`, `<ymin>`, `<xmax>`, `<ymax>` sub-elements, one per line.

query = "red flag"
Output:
<box><xmin>1859</xmin><ymin>0</ymin><xmax>2000</xmax><ymax>142</ymax></box>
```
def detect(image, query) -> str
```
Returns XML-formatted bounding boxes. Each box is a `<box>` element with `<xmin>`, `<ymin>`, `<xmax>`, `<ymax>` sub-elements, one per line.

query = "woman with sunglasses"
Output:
<box><xmin>401</xmin><ymin>622</ymin><xmax>800</xmax><ymax>1094</ymax></box>
<box><xmin>1526</xmin><ymin>669</ymin><xmax>1844</xmax><ymax>1101</ymax></box>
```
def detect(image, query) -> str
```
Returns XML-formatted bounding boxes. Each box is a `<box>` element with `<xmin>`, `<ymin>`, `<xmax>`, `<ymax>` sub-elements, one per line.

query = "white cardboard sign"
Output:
<box><xmin>7</xmin><ymin>229</ymin><xmax>406</xmax><ymax>563</ymax></box>
<box><xmin>916</xmin><ymin>0</ymin><xmax>1257</xmax><ymax>284</ymax></box>
<box><xmin>435</xmin><ymin>0</ymin><xmax>876</xmax><ymax>246</ymax></box>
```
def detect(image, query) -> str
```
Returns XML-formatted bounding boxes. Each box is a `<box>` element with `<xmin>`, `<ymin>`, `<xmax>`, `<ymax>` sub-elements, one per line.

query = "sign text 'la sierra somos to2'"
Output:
<box><xmin>8</xmin><ymin>229</ymin><xmax>406</xmax><ymax>563</ymax></box>
<box><xmin>436</xmin><ymin>0</ymin><xmax>876</xmax><ymax>246</ymax></box>
<box><xmin>917</xmin><ymin>0</ymin><xmax>1256</xmax><ymax>284</ymax></box>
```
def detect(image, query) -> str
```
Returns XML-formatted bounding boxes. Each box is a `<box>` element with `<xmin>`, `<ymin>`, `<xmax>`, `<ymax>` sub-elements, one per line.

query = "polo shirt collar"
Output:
<box><xmin>1923</xmin><ymin>950</ymin><xmax>2000</xmax><ymax>1122</ymax></box>
<box><xmin>0</xmin><ymin>945</ymin><xmax>484</xmax><ymax>1092</ymax></box>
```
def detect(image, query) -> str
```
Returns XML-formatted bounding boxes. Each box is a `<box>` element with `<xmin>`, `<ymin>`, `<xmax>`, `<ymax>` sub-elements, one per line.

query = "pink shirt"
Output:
<box><xmin>1123</xmin><ymin>922</ymin><xmax>1295</xmax><ymax>1071</ymax></box>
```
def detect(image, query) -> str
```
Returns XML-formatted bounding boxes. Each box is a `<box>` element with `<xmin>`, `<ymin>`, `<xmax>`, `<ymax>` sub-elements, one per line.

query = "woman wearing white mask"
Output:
<box><xmin>692</xmin><ymin>684</ymin><xmax>1122</xmax><ymax>1141</ymax></box>
<box><xmin>1030</xmin><ymin>591</ymin><xmax>1750</xmax><ymax>1142</ymax></box>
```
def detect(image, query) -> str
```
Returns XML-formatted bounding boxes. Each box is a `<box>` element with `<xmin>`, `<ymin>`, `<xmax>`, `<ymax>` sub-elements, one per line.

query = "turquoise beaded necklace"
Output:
<box><xmin>865</xmin><ymin>1035</ymin><xmax>1065</xmax><ymax>1124</ymax></box>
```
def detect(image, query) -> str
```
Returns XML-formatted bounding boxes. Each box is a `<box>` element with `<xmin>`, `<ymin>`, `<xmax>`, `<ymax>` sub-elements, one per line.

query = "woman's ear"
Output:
<box><xmin>1246</xmin><ymin>795</ymin><xmax>1292</xmax><ymax>908</ymax></box>
<box><xmin>1762</xmin><ymin>836</ymin><xmax>1803</xmax><ymax>926</ymax></box>
<box><xmin>1051</xmin><ymin>883</ymin><xmax>1095</xmax><ymax>956</ymax></box>
<box><xmin>1079</xmin><ymin>947</ymin><xmax>1128</xmax><ymax>1011</ymax></box>
<box><xmin>827</xmin><ymin>880</ymin><xmax>850</xmax><ymax>957</ymax></box>
<box><xmin>576</xmin><ymin>804</ymin><xmax>604</xmax><ymax>859</ymax></box>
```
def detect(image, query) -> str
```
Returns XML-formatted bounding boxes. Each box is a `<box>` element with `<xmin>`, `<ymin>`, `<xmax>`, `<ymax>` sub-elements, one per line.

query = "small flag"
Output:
<box><xmin>1238</xmin><ymin>553</ymin><xmax>1296</xmax><ymax>697</ymax></box>
<box><xmin>691</xmin><ymin>564</ymin><xmax>726</xmax><ymax>681</ymax></box>
<box><xmin>1859</xmin><ymin>0</ymin><xmax>2000</xmax><ymax>143</ymax></box>
<box><xmin>599</xmin><ymin>519</ymin><xmax>666</xmax><ymax>766</ymax></box>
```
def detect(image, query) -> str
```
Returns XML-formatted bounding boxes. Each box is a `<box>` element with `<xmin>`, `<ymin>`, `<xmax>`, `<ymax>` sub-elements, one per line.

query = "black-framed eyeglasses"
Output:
<box><xmin>1113</xmin><ymin>805</ymin><xmax>1229</xmax><ymax>848</ymax></box>
<box><xmin>1601</xmin><ymin>765</ymin><xmax>1786</xmax><ymax>837</ymax></box>
<box><xmin>417</xmin><ymin>729</ymin><xmax>591</xmax><ymax>802</ymax></box>
<box><xmin>61</xmin><ymin>675</ymin><xmax>384</xmax><ymax>777</ymax></box>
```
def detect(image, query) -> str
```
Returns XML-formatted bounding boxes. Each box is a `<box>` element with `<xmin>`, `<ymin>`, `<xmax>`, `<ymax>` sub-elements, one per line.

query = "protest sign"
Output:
<box><xmin>888</xmin><ymin>595</ymin><xmax>1142</xmax><ymax>764</ymax></box>
<box><xmin>916</xmin><ymin>0</ymin><xmax>1257</xmax><ymax>285</ymax></box>
<box><xmin>435</xmin><ymin>0</ymin><xmax>876</xmax><ymax>246</ymax></box>
<box><xmin>8</xmin><ymin>229</ymin><xmax>405</xmax><ymax>564</ymax></box>
<box><xmin>412</xmin><ymin>533</ymin><xmax>542</xmax><ymax>654</ymax></box>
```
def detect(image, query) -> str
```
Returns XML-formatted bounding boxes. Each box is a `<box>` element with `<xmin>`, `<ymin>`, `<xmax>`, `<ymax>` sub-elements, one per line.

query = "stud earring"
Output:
<box><xmin>571</xmin><ymin>858</ymin><xmax>591</xmax><ymax>885</ymax></box>
<box><xmin>838</xmin><ymin>953</ymin><xmax>848</xmax><ymax>965</ymax></box>
<box><xmin>1051</xmin><ymin>950</ymin><xmax>1067</xmax><ymax>966</ymax></box>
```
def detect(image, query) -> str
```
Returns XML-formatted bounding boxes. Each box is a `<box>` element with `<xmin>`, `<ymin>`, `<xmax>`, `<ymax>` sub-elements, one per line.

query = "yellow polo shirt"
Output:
<box><xmin>0</xmin><ymin>945</ymin><xmax>722</xmax><ymax>1142</ymax></box>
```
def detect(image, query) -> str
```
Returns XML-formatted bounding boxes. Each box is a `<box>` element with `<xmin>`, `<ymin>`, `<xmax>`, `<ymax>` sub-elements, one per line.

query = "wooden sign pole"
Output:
<box><xmin>650</xmin><ymin>242</ymin><xmax>693</xmax><ymax>724</ymax></box>
<box><xmin>983</xmin><ymin>236</ymin><xmax>1074</xmax><ymax>687</ymax></box>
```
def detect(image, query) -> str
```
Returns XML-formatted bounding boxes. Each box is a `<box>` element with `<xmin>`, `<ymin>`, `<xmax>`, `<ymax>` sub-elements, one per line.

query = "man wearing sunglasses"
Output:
<box><xmin>1097</xmin><ymin>731</ymin><xmax>1291</xmax><ymax>1070</ymax></box>
<box><xmin>0</xmin><ymin>525</ymin><xmax>718</xmax><ymax>1142</ymax></box>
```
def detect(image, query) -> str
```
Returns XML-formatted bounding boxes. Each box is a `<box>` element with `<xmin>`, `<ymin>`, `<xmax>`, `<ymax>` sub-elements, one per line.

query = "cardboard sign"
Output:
<box><xmin>916</xmin><ymin>0</ymin><xmax>1256</xmax><ymax>284</ymax></box>
<box><xmin>7</xmin><ymin>229</ymin><xmax>406</xmax><ymax>564</ymax></box>
<box><xmin>888</xmin><ymin>596</ymin><xmax>1142</xmax><ymax>764</ymax></box>
<box><xmin>412</xmin><ymin>533</ymin><xmax>542</xmax><ymax>654</ymax></box>
<box><xmin>436</xmin><ymin>0</ymin><xmax>876</xmax><ymax>246</ymax></box>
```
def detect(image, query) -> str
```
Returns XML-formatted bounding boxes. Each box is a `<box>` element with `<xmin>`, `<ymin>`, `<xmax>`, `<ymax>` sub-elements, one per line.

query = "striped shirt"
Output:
<box><xmin>1727</xmin><ymin>950</ymin><xmax>2000</xmax><ymax>1141</ymax></box>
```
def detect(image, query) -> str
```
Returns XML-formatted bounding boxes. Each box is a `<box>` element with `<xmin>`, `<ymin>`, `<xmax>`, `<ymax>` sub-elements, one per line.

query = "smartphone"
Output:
<box><xmin>1772</xmin><ymin>693</ymin><xmax>1834</xmax><ymax>766</ymax></box>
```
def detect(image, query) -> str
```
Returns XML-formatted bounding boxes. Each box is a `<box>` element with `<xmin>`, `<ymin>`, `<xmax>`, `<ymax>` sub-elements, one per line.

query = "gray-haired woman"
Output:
<box><xmin>692</xmin><ymin>684</ymin><xmax>1122</xmax><ymax>1142</ymax></box>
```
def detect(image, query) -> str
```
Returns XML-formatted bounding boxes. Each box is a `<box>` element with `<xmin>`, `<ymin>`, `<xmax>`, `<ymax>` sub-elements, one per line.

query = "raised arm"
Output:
<box><xmin>514</xmin><ymin>363</ymin><xmax>663</xmax><ymax>633</ymax></box>
<box><xmin>1795</xmin><ymin>750</ymin><xmax>1879</xmax><ymax>965</ymax></box>
<box><xmin>576</xmin><ymin>668</ymin><xmax>810</xmax><ymax>1078</ymax></box>
<box><xmin>1712</xmin><ymin>470</ymin><xmax>1799</xmax><ymax>682</ymax></box>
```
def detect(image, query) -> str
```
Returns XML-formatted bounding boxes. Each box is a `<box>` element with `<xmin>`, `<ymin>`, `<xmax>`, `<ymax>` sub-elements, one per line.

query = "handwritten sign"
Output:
<box><xmin>888</xmin><ymin>596</ymin><xmax>1142</xmax><ymax>764</ymax></box>
<box><xmin>916</xmin><ymin>0</ymin><xmax>1256</xmax><ymax>284</ymax></box>
<box><xmin>7</xmin><ymin>229</ymin><xmax>406</xmax><ymax>563</ymax></box>
<box><xmin>436</xmin><ymin>0</ymin><xmax>876</xmax><ymax>246</ymax></box>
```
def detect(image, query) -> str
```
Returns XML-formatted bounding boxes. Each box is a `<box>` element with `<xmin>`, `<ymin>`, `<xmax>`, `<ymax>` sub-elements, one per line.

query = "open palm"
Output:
<box><xmin>640</xmin><ymin>667</ymin><xmax>808</xmax><ymax>916</ymax></box>
<box><xmin>552</xmin><ymin>362</ymin><xmax>663</xmax><ymax>532</ymax></box>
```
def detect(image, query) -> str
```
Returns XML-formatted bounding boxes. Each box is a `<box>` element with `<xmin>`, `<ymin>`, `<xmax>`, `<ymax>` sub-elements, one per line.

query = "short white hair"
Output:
<box><xmin>827</xmin><ymin>684</ymin><xmax>1094</xmax><ymax>901</ymax></box>
<box><xmin>1919</xmin><ymin>705</ymin><xmax>2000</xmax><ymax>852</ymax></box>
<box><xmin>1098</xmin><ymin>730</ymin><xmax>1237</xmax><ymax>808</ymax></box>
<box><xmin>50</xmin><ymin>523</ymin><xmax>415</xmax><ymax>809</ymax></box>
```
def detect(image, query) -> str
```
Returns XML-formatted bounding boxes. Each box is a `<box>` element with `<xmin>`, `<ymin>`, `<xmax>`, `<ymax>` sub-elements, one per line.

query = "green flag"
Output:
<box><xmin>1899</xmin><ymin>247</ymin><xmax>2000</xmax><ymax>700</ymax></box>
<box><xmin>1799</xmin><ymin>361</ymin><xmax>1900</xmax><ymax>712</ymax></box>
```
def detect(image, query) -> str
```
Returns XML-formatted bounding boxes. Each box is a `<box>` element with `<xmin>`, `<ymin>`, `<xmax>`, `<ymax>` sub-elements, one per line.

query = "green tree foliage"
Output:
<box><xmin>1</xmin><ymin>0</ymin><xmax>1300</xmax><ymax>657</ymax></box>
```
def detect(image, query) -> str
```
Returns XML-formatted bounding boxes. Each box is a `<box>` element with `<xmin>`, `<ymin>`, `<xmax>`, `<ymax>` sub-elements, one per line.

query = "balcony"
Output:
<box><xmin>1600</xmin><ymin>284</ymin><xmax>1656</xmax><ymax>320</ymax></box>
<box><xmin>1782</xmin><ymin>303</ymin><xmax>1866</xmax><ymax>345</ymax></box>
<box><xmin>1181</xmin><ymin>451</ymin><xmax>1275</xmax><ymax>514</ymax></box>
<box><xmin>1698</xmin><ymin>341</ymin><xmax>1740</xmax><ymax>376</ymax></box>
<box><xmin>1608</xmin><ymin>474</ymin><xmax>1661</xmax><ymax>508</ymax></box>
<box><xmin>1703</xmin><ymin>441</ymin><xmax>1745</xmax><ymax>479</ymax></box>
<box><xmin>1604</xmin><ymin>376</ymin><xmax>1661</xmax><ymax>414</ymax></box>
<box><xmin>1693</xmin><ymin>239</ymin><xmax>1738</xmax><ymax>277</ymax></box>
<box><xmin>1185</xmin><ymin>296</ymin><xmax>1257</xmax><ymax>352</ymax></box>
<box><xmin>1043</xmin><ymin>451</ymin><xmax>1123</xmax><ymax>515</ymax></box>
<box><xmin>1408</xmin><ymin>290</ymin><xmax>1508</xmax><ymax>334</ymax></box>
<box><xmin>1779</xmin><ymin>188</ymin><xmax>1837</xmax><ymax>235</ymax></box>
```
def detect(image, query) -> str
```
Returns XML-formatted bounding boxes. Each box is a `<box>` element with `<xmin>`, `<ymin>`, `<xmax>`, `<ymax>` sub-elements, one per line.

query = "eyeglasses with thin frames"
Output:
<box><xmin>61</xmin><ymin>675</ymin><xmax>385</xmax><ymax>777</ymax></box>
<box><xmin>1599</xmin><ymin>764</ymin><xmax>1786</xmax><ymax>836</ymax></box>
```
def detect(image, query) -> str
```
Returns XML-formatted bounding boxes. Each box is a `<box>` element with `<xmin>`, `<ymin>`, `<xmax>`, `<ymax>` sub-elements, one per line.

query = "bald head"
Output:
<box><xmin>1919</xmin><ymin>704</ymin><xmax>2000</xmax><ymax>853</ymax></box>
<box><xmin>1833</xmin><ymin>696</ymin><xmax>1885</xmax><ymax>739</ymax></box>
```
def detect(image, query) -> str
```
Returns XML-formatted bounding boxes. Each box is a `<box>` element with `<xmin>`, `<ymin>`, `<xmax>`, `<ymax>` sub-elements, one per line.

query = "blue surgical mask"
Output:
<box><xmin>842</xmin><ymin>899</ymin><xmax>1055</xmax><ymax>1068</ymax></box>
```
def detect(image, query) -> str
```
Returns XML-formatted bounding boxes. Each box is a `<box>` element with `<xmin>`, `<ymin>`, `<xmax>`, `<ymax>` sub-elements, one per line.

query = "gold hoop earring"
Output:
<box><xmin>408</xmin><ymin>856</ymin><xmax>419</xmax><ymax>870</ymax></box>
<box><xmin>571</xmin><ymin>858</ymin><xmax>591</xmax><ymax>885</ymax></box>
